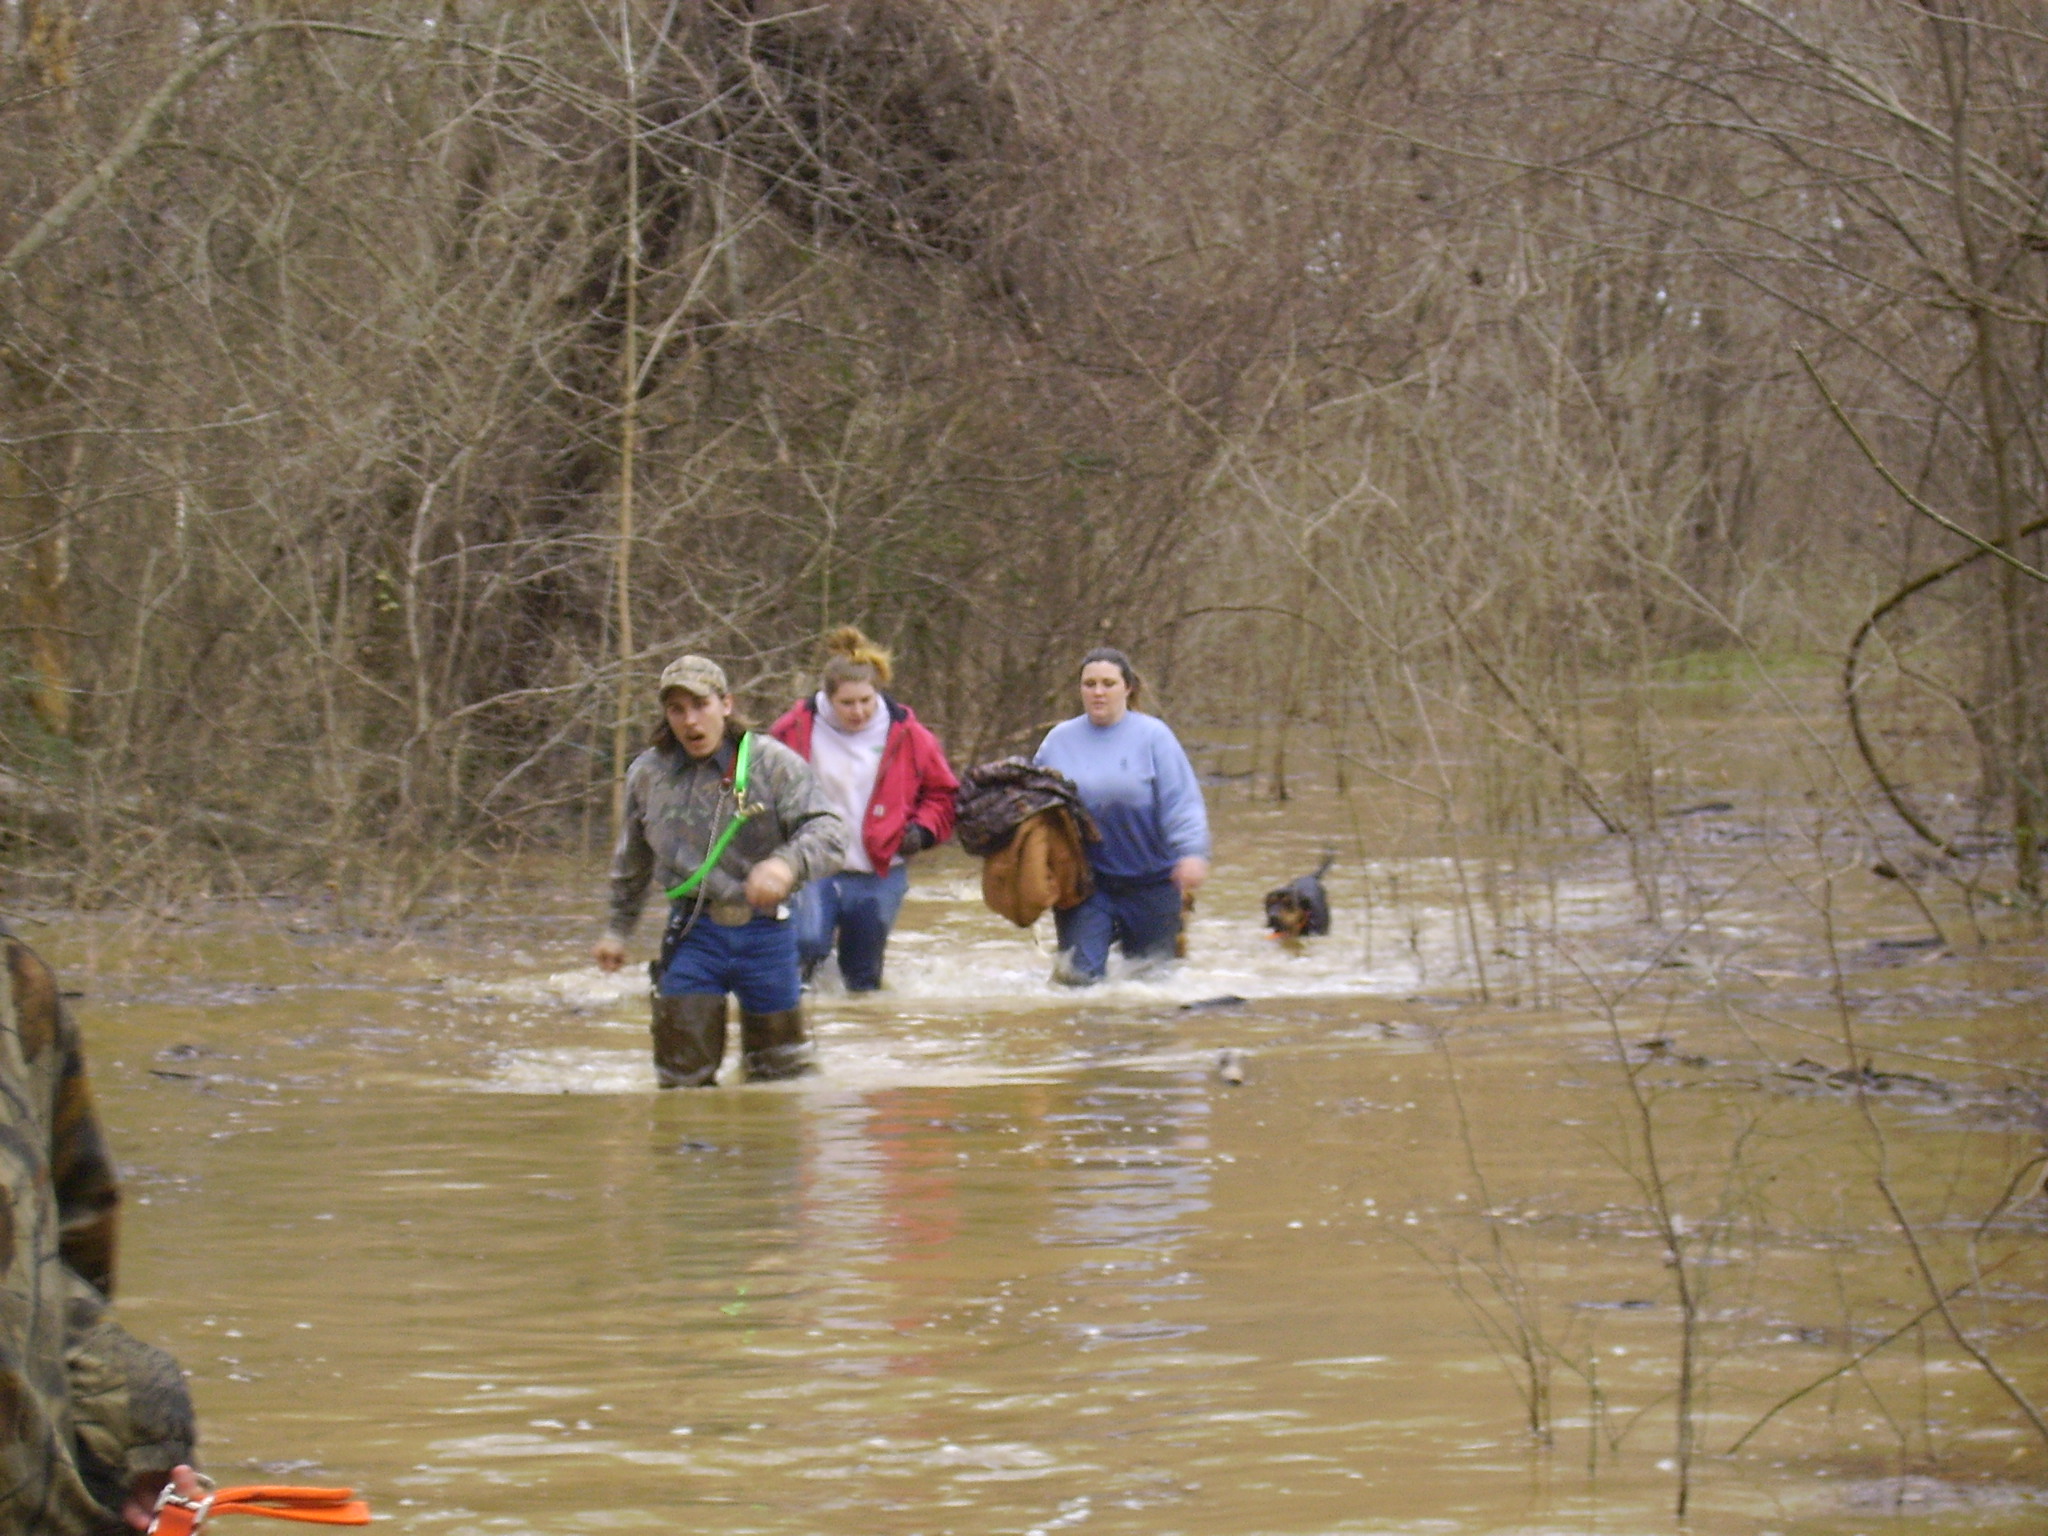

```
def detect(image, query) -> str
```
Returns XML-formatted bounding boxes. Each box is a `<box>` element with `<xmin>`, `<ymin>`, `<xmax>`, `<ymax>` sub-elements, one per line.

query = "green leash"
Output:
<box><xmin>664</xmin><ymin>732</ymin><xmax>757</xmax><ymax>902</ymax></box>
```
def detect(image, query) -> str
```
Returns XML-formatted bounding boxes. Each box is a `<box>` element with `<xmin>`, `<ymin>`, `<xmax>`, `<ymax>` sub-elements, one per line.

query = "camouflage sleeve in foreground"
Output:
<box><xmin>0</xmin><ymin>937</ymin><xmax>194</xmax><ymax>1535</ymax></box>
<box><xmin>752</xmin><ymin>734</ymin><xmax>848</xmax><ymax>890</ymax></box>
<box><xmin>52</xmin><ymin>1035</ymin><xmax>119</xmax><ymax>1303</ymax></box>
<box><xmin>67</xmin><ymin>1282</ymin><xmax>196</xmax><ymax>1514</ymax></box>
<box><xmin>0</xmin><ymin>940</ymin><xmax>133</xmax><ymax>1531</ymax></box>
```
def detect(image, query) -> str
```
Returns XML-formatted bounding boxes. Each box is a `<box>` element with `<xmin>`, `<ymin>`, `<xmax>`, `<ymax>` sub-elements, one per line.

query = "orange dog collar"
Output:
<box><xmin>149</xmin><ymin>1480</ymin><xmax>371</xmax><ymax>1533</ymax></box>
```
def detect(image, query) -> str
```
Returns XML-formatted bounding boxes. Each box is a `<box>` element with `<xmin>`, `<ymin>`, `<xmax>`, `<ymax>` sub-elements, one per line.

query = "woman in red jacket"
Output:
<box><xmin>770</xmin><ymin>627</ymin><xmax>958</xmax><ymax>991</ymax></box>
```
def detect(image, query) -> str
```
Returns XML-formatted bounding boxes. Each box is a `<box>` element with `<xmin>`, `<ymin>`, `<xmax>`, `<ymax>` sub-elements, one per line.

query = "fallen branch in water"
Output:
<box><xmin>1724</xmin><ymin>1252</ymin><xmax>2018</xmax><ymax>1453</ymax></box>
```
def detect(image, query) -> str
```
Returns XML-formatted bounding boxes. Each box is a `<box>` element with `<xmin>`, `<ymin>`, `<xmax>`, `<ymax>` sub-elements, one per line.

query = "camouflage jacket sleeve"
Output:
<box><xmin>66</xmin><ymin>1282</ymin><xmax>196</xmax><ymax>1511</ymax></box>
<box><xmin>751</xmin><ymin>735</ymin><xmax>849</xmax><ymax>889</ymax></box>
<box><xmin>46</xmin><ymin>984</ymin><xmax>191</xmax><ymax>1500</ymax></box>
<box><xmin>52</xmin><ymin>1023</ymin><xmax>119</xmax><ymax>1303</ymax></box>
<box><xmin>605</xmin><ymin>758</ymin><xmax>658</xmax><ymax>940</ymax></box>
<box><xmin>0</xmin><ymin>936</ymin><xmax>179</xmax><ymax>1534</ymax></box>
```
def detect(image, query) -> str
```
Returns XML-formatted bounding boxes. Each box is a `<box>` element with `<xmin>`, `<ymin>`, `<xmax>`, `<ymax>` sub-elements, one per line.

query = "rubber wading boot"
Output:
<box><xmin>739</xmin><ymin>1008</ymin><xmax>815</xmax><ymax>1081</ymax></box>
<box><xmin>650</xmin><ymin>992</ymin><xmax>728</xmax><ymax>1088</ymax></box>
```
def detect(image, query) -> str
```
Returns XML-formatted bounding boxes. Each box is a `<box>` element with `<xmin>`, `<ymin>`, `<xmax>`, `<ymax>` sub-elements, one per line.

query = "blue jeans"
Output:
<box><xmin>1052</xmin><ymin>875</ymin><xmax>1183</xmax><ymax>984</ymax></box>
<box><xmin>658</xmin><ymin>912</ymin><xmax>800</xmax><ymax>1013</ymax></box>
<box><xmin>792</xmin><ymin>865</ymin><xmax>908</xmax><ymax>991</ymax></box>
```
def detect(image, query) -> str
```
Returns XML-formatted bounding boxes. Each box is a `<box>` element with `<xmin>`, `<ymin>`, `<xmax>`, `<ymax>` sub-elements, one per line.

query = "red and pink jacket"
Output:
<box><xmin>769</xmin><ymin>695</ymin><xmax>959</xmax><ymax>870</ymax></box>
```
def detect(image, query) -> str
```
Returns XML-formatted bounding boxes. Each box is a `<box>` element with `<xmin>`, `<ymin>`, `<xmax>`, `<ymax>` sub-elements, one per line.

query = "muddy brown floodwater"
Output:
<box><xmin>25</xmin><ymin>780</ymin><xmax>2048</xmax><ymax>1535</ymax></box>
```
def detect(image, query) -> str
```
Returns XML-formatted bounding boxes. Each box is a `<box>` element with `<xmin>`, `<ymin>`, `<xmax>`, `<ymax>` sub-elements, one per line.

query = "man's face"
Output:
<box><xmin>664</xmin><ymin>689</ymin><xmax>732</xmax><ymax>758</ymax></box>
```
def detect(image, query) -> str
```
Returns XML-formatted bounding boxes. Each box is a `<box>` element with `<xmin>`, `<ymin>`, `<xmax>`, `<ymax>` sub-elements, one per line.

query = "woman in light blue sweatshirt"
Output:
<box><xmin>1033</xmin><ymin>647</ymin><xmax>1211</xmax><ymax>983</ymax></box>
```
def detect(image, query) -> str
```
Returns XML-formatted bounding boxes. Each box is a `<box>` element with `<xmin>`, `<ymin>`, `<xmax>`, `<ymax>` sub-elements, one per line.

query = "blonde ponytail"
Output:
<box><xmin>821</xmin><ymin>624</ymin><xmax>893</xmax><ymax>691</ymax></box>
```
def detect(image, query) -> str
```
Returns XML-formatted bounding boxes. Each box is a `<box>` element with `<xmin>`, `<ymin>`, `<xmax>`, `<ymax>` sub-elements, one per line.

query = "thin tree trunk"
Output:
<box><xmin>609</xmin><ymin>3</ymin><xmax>642</xmax><ymax>844</ymax></box>
<box><xmin>4</xmin><ymin>1</ymin><xmax>79</xmax><ymax>739</ymax></box>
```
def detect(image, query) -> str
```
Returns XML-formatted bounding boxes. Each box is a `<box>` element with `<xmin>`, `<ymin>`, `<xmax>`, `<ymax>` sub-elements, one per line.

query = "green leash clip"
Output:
<box><xmin>664</xmin><ymin>732</ymin><xmax>758</xmax><ymax>902</ymax></box>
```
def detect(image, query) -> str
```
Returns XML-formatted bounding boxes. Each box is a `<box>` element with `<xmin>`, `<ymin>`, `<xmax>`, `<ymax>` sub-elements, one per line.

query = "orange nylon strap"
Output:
<box><xmin>150</xmin><ymin>1485</ymin><xmax>372</xmax><ymax>1534</ymax></box>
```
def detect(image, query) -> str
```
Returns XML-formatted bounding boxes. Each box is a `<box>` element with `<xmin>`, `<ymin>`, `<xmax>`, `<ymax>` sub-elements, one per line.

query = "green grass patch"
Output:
<box><xmin>1649</xmin><ymin>646</ymin><xmax>1834</xmax><ymax>684</ymax></box>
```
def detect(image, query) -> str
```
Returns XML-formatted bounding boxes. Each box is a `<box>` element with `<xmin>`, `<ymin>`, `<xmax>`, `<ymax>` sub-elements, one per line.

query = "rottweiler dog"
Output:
<box><xmin>1264</xmin><ymin>853</ymin><xmax>1334</xmax><ymax>938</ymax></box>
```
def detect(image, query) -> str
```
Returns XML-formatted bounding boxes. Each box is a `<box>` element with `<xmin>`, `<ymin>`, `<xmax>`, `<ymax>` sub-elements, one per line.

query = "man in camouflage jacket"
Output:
<box><xmin>594</xmin><ymin>655</ymin><xmax>847</xmax><ymax>1087</ymax></box>
<box><xmin>0</xmin><ymin>928</ymin><xmax>195</xmax><ymax>1534</ymax></box>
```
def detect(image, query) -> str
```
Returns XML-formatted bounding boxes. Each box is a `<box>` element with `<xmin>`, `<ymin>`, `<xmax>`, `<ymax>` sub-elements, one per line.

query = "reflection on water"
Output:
<box><xmin>33</xmin><ymin>788</ymin><xmax>2048</xmax><ymax>1534</ymax></box>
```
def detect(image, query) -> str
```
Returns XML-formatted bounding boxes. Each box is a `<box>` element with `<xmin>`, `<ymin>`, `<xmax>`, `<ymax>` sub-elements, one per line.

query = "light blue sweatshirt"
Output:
<box><xmin>1034</xmin><ymin>711</ymin><xmax>1211</xmax><ymax>884</ymax></box>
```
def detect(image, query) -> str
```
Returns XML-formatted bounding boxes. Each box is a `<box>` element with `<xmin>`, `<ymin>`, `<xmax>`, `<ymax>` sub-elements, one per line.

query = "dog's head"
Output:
<box><xmin>1265</xmin><ymin>888</ymin><xmax>1312</xmax><ymax>937</ymax></box>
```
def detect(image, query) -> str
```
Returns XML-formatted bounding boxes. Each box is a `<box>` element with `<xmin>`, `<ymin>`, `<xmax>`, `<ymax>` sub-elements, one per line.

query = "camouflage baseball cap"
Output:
<box><xmin>658</xmin><ymin>654</ymin><xmax>728</xmax><ymax>698</ymax></box>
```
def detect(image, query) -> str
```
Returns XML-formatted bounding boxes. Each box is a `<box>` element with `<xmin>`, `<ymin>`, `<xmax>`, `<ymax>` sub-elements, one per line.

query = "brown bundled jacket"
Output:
<box><xmin>979</xmin><ymin>807</ymin><xmax>1093</xmax><ymax>927</ymax></box>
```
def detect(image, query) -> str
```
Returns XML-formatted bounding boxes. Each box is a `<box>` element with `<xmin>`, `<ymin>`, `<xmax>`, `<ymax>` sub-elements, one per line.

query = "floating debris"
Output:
<box><xmin>1774</xmin><ymin>1058</ymin><xmax>1952</xmax><ymax>1098</ymax></box>
<box><xmin>1634</xmin><ymin>1037</ymin><xmax>1711</xmax><ymax>1069</ymax></box>
<box><xmin>1570</xmin><ymin>1298</ymin><xmax>1656</xmax><ymax>1311</ymax></box>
